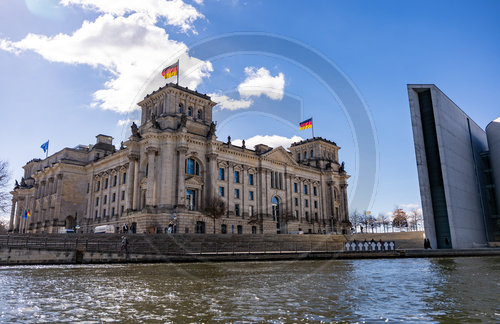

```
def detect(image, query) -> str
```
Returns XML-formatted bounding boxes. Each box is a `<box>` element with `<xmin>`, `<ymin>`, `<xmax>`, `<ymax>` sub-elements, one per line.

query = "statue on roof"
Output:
<box><xmin>179</xmin><ymin>114</ymin><xmax>187</xmax><ymax>129</ymax></box>
<box><xmin>339</xmin><ymin>161</ymin><xmax>345</xmax><ymax>173</ymax></box>
<box><xmin>20</xmin><ymin>177</ymin><xmax>26</xmax><ymax>187</ymax></box>
<box><xmin>151</xmin><ymin>113</ymin><xmax>160</xmax><ymax>129</ymax></box>
<box><xmin>131</xmin><ymin>122</ymin><xmax>141</xmax><ymax>138</ymax></box>
<box><xmin>207</xmin><ymin>122</ymin><xmax>216</xmax><ymax>137</ymax></box>
<box><xmin>242</xmin><ymin>139</ymin><xmax>246</xmax><ymax>149</ymax></box>
<box><xmin>14</xmin><ymin>180</ymin><xmax>19</xmax><ymax>189</ymax></box>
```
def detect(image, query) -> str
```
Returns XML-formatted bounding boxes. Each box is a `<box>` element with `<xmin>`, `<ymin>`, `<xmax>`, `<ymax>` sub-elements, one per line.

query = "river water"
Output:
<box><xmin>0</xmin><ymin>257</ymin><xmax>498</xmax><ymax>323</ymax></box>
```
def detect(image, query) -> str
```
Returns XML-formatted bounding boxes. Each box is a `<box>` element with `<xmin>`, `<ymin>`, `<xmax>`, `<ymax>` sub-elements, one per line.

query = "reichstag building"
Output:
<box><xmin>10</xmin><ymin>83</ymin><xmax>350</xmax><ymax>235</ymax></box>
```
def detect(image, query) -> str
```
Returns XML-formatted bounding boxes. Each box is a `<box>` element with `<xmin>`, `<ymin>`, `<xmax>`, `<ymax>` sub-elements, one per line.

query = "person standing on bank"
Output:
<box><xmin>121</xmin><ymin>236</ymin><xmax>128</xmax><ymax>253</ymax></box>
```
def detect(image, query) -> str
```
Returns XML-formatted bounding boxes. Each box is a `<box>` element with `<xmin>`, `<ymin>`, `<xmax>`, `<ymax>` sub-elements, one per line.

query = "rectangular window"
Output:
<box><xmin>249</xmin><ymin>205</ymin><xmax>254</xmax><ymax>217</ymax></box>
<box><xmin>279</xmin><ymin>173</ymin><xmax>283</xmax><ymax>190</ymax></box>
<box><xmin>105</xmin><ymin>178</ymin><xmax>108</xmax><ymax>189</ymax></box>
<box><xmin>87</xmin><ymin>183</ymin><xmax>89</xmax><ymax>194</ymax></box>
<box><xmin>305</xmin><ymin>211</ymin><xmax>309</xmax><ymax>221</ymax></box>
<box><xmin>314</xmin><ymin>200</ymin><xmax>318</xmax><ymax>208</ymax></box>
<box><xmin>305</xmin><ymin>199</ymin><xmax>309</xmax><ymax>208</ymax></box>
<box><xmin>219</xmin><ymin>187</ymin><xmax>224</xmax><ymax>197</ymax></box>
<box><xmin>248</xmin><ymin>174</ymin><xmax>254</xmax><ymax>185</ymax></box>
<box><xmin>294</xmin><ymin>197</ymin><xmax>298</xmax><ymax>206</ymax></box>
<box><xmin>103</xmin><ymin>209</ymin><xmax>106</xmax><ymax>217</ymax></box>
<box><xmin>249</xmin><ymin>191</ymin><xmax>254</xmax><ymax>200</ymax></box>
<box><xmin>95</xmin><ymin>210</ymin><xmax>98</xmax><ymax>219</ymax></box>
<box><xmin>234</xmin><ymin>170</ymin><xmax>240</xmax><ymax>183</ymax></box>
<box><xmin>235</xmin><ymin>204</ymin><xmax>240</xmax><ymax>216</ymax></box>
<box><xmin>294</xmin><ymin>183</ymin><xmax>298</xmax><ymax>193</ymax></box>
<box><xmin>95</xmin><ymin>197</ymin><xmax>99</xmax><ymax>206</ymax></box>
<box><xmin>112</xmin><ymin>193</ymin><xmax>116</xmax><ymax>202</ymax></box>
<box><xmin>112</xmin><ymin>207</ymin><xmax>115</xmax><ymax>216</ymax></box>
<box><xmin>313</xmin><ymin>186</ymin><xmax>317</xmax><ymax>196</ymax></box>
<box><xmin>304</xmin><ymin>184</ymin><xmax>308</xmax><ymax>195</ymax></box>
<box><xmin>295</xmin><ymin>210</ymin><xmax>299</xmax><ymax>219</ymax></box>
<box><xmin>315</xmin><ymin>212</ymin><xmax>318</xmax><ymax>221</ymax></box>
<box><xmin>96</xmin><ymin>181</ymin><xmax>100</xmax><ymax>192</ymax></box>
<box><xmin>121</xmin><ymin>190</ymin><xmax>125</xmax><ymax>201</ymax></box>
<box><xmin>121</xmin><ymin>205</ymin><xmax>124</xmax><ymax>216</ymax></box>
<box><xmin>234</xmin><ymin>189</ymin><xmax>240</xmax><ymax>199</ymax></box>
<box><xmin>113</xmin><ymin>175</ymin><xmax>117</xmax><ymax>187</ymax></box>
<box><xmin>219</xmin><ymin>168</ymin><xmax>225</xmax><ymax>180</ymax></box>
<box><xmin>123</xmin><ymin>172</ymin><xmax>127</xmax><ymax>184</ymax></box>
<box><xmin>271</xmin><ymin>172</ymin><xmax>274</xmax><ymax>188</ymax></box>
<box><xmin>103</xmin><ymin>195</ymin><xmax>107</xmax><ymax>204</ymax></box>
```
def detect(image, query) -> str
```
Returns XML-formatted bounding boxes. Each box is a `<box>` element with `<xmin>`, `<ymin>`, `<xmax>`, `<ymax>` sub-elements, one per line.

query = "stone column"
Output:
<box><xmin>146</xmin><ymin>147</ymin><xmax>158</xmax><ymax>207</ymax></box>
<box><xmin>206</xmin><ymin>153</ymin><xmax>218</xmax><ymax>201</ymax></box>
<box><xmin>127</xmin><ymin>154</ymin><xmax>139</xmax><ymax>210</ymax></box>
<box><xmin>9</xmin><ymin>199</ymin><xmax>16</xmax><ymax>231</ymax></box>
<box><xmin>14</xmin><ymin>199</ymin><xmax>23</xmax><ymax>232</ymax></box>
<box><xmin>176</xmin><ymin>146</ymin><xmax>188</xmax><ymax>207</ymax></box>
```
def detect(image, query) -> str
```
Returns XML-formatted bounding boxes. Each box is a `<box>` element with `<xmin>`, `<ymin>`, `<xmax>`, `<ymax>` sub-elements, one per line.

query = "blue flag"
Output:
<box><xmin>22</xmin><ymin>209</ymin><xmax>27</xmax><ymax>219</ymax></box>
<box><xmin>41</xmin><ymin>140</ymin><xmax>49</xmax><ymax>153</ymax></box>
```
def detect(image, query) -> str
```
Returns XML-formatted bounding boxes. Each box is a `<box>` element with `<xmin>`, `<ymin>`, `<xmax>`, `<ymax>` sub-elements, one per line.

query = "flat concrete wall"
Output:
<box><xmin>408</xmin><ymin>84</ymin><xmax>489</xmax><ymax>248</ymax></box>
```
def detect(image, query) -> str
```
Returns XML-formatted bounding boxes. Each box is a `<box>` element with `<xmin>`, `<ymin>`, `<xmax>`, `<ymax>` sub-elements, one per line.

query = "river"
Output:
<box><xmin>0</xmin><ymin>257</ymin><xmax>498</xmax><ymax>323</ymax></box>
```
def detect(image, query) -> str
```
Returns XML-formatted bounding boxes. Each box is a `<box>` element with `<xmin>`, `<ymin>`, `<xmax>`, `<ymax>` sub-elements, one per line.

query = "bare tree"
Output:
<box><xmin>350</xmin><ymin>209</ymin><xmax>361</xmax><ymax>233</ymax></box>
<box><xmin>377</xmin><ymin>213</ymin><xmax>390</xmax><ymax>233</ymax></box>
<box><xmin>0</xmin><ymin>161</ymin><xmax>10</xmax><ymax>214</ymax></box>
<box><xmin>0</xmin><ymin>219</ymin><xmax>7</xmax><ymax>234</ymax></box>
<box><xmin>204</xmin><ymin>197</ymin><xmax>225</xmax><ymax>234</ymax></box>
<box><xmin>408</xmin><ymin>208</ymin><xmax>423</xmax><ymax>231</ymax></box>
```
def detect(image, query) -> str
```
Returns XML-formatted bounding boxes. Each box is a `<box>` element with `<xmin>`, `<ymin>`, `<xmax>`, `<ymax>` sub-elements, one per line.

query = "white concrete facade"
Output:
<box><xmin>408</xmin><ymin>84</ymin><xmax>494</xmax><ymax>248</ymax></box>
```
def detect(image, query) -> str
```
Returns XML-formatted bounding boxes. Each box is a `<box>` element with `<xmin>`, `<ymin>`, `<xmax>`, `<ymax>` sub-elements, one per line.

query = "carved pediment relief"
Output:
<box><xmin>262</xmin><ymin>147</ymin><xmax>298</xmax><ymax>165</ymax></box>
<box><xmin>185</xmin><ymin>175</ymin><xmax>204</xmax><ymax>187</ymax></box>
<box><xmin>217</xmin><ymin>161</ymin><xmax>229</xmax><ymax>168</ymax></box>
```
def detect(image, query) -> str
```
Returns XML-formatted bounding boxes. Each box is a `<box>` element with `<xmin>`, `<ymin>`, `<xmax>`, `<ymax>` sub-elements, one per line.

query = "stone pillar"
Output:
<box><xmin>126</xmin><ymin>154</ymin><xmax>139</xmax><ymax>210</ymax></box>
<box><xmin>176</xmin><ymin>146</ymin><xmax>188</xmax><ymax>207</ymax></box>
<box><xmin>9</xmin><ymin>199</ymin><xmax>16</xmax><ymax>231</ymax></box>
<box><xmin>146</xmin><ymin>147</ymin><xmax>157</xmax><ymax>207</ymax></box>
<box><xmin>206</xmin><ymin>153</ymin><xmax>218</xmax><ymax>201</ymax></box>
<box><xmin>14</xmin><ymin>199</ymin><xmax>22</xmax><ymax>232</ymax></box>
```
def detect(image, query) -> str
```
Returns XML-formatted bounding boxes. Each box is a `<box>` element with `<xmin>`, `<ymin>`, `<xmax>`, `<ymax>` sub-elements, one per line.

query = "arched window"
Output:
<box><xmin>178</xmin><ymin>103</ymin><xmax>184</xmax><ymax>113</ymax></box>
<box><xmin>298</xmin><ymin>153</ymin><xmax>301</xmax><ymax>161</ymax></box>
<box><xmin>197</xmin><ymin>109</ymin><xmax>202</xmax><ymax>119</ymax></box>
<box><xmin>272</xmin><ymin>196</ymin><xmax>280</xmax><ymax>221</ymax></box>
<box><xmin>186</xmin><ymin>158</ymin><xmax>200</xmax><ymax>175</ymax></box>
<box><xmin>221</xmin><ymin>224</ymin><xmax>227</xmax><ymax>234</ymax></box>
<box><xmin>304</xmin><ymin>151</ymin><xmax>307</xmax><ymax>159</ymax></box>
<box><xmin>188</xmin><ymin>106</ymin><xmax>193</xmax><ymax>116</ymax></box>
<box><xmin>310</xmin><ymin>150</ymin><xmax>314</xmax><ymax>158</ymax></box>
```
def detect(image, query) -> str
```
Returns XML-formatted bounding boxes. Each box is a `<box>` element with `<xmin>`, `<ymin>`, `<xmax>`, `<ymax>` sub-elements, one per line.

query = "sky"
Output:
<box><xmin>1</xmin><ymin>0</ymin><xmax>499</xmax><ymax>221</ymax></box>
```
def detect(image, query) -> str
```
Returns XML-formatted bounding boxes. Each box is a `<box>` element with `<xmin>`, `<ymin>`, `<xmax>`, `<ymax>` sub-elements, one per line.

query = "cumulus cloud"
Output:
<box><xmin>238</xmin><ymin>67</ymin><xmax>285</xmax><ymax>100</ymax></box>
<box><xmin>60</xmin><ymin>0</ymin><xmax>203</xmax><ymax>33</ymax></box>
<box><xmin>0</xmin><ymin>1</ymin><xmax>210</xmax><ymax>114</ymax></box>
<box><xmin>233</xmin><ymin>135</ymin><xmax>303</xmax><ymax>150</ymax></box>
<box><xmin>208</xmin><ymin>92</ymin><xmax>253</xmax><ymax>111</ymax></box>
<box><xmin>117</xmin><ymin>118</ymin><xmax>139</xmax><ymax>126</ymax></box>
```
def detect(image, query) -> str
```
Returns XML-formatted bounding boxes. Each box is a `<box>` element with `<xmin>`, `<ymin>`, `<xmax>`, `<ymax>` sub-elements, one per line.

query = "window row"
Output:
<box><xmin>94</xmin><ymin>205</ymin><xmax>125</xmax><ymax>219</ymax></box>
<box><xmin>95</xmin><ymin>191</ymin><xmax>126</xmax><ymax>206</ymax></box>
<box><xmin>218</xmin><ymin>168</ymin><xmax>254</xmax><ymax>185</ymax></box>
<box><xmin>178</xmin><ymin>103</ymin><xmax>204</xmax><ymax>119</ymax></box>
<box><xmin>293</xmin><ymin>183</ymin><xmax>318</xmax><ymax>196</ymax></box>
<box><xmin>293</xmin><ymin>198</ymin><xmax>319</xmax><ymax>208</ymax></box>
<box><xmin>92</xmin><ymin>172</ymin><xmax>127</xmax><ymax>192</ymax></box>
<box><xmin>297</xmin><ymin>149</ymin><xmax>314</xmax><ymax>160</ymax></box>
<box><xmin>218</xmin><ymin>187</ymin><xmax>255</xmax><ymax>201</ymax></box>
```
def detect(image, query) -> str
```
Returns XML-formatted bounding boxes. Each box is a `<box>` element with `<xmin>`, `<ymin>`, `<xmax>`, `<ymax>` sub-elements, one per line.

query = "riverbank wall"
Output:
<box><xmin>2</xmin><ymin>231</ymin><xmax>498</xmax><ymax>265</ymax></box>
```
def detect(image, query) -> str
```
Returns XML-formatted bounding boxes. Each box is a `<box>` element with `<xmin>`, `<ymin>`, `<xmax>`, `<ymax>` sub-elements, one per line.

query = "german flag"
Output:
<box><xmin>299</xmin><ymin>118</ymin><xmax>312</xmax><ymax>130</ymax></box>
<box><xmin>162</xmin><ymin>62</ymin><xmax>178</xmax><ymax>79</ymax></box>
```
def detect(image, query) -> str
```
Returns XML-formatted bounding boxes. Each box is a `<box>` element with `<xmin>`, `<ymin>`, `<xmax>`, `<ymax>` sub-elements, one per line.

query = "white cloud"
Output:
<box><xmin>60</xmin><ymin>0</ymin><xmax>203</xmax><ymax>33</ymax></box>
<box><xmin>117</xmin><ymin>118</ymin><xmax>139</xmax><ymax>126</ymax></box>
<box><xmin>400</xmin><ymin>203</ymin><xmax>421</xmax><ymax>211</ymax></box>
<box><xmin>192</xmin><ymin>0</ymin><xmax>204</xmax><ymax>4</ymax></box>
<box><xmin>238</xmin><ymin>67</ymin><xmax>285</xmax><ymax>100</ymax></box>
<box><xmin>233</xmin><ymin>135</ymin><xmax>303</xmax><ymax>150</ymax></box>
<box><xmin>0</xmin><ymin>3</ymin><xmax>211</xmax><ymax>114</ymax></box>
<box><xmin>208</xmin><ymin>92</ymin><xmax>253</xmax><ymax>111</ymax></box>
<box><xmin>224</xmin><ymin>67</ymin><xmax>230</xmax><ymax>73</ymax></box>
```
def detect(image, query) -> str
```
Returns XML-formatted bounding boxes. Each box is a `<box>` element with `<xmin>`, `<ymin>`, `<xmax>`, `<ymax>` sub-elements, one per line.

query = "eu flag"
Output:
<box><xmin>22</xmin><ymin>209</ymin><xmax>27</xmax><ymax>219</ymax></box>
<box><xmin>41</xmin><ymin>140</ymin><xmax>49</xmax><ymax>153</ymax></box>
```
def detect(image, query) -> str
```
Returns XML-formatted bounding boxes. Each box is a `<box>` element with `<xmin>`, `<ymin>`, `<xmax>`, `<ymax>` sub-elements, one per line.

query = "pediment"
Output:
<box><xmin>262</xmin><ymin>147</ymin><xmax>298</xmax><ymax>165</ymax></box>
<box><xmin>185</xmin><ymin>175</ymin><xmax>204</xmax><ymax>186</ymax></box>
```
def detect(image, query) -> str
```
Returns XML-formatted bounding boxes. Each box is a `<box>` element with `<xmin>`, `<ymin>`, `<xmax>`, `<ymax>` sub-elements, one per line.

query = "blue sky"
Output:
<box><xmin>1</xmin><ymin>0</ymin><xmax>499</xmax><ymax>221</ymax></box>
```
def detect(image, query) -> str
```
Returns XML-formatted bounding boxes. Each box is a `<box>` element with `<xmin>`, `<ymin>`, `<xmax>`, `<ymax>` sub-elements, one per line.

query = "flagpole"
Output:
<box><xmin>176</xmin><ymin>59</ymin><xmax>179</xmax><ymax>86</ymax></box>
<box><xmin>311</xmin><ymin>117</ymin><xmax>315</xmax><ymax>138</ymax></box>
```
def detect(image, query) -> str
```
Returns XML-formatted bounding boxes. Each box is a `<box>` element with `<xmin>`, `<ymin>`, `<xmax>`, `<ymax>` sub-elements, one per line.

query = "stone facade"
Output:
<box><xmin>10</xmin><ymin>83</ymin><xmax>350</xmax><ymax>235</ymax></box>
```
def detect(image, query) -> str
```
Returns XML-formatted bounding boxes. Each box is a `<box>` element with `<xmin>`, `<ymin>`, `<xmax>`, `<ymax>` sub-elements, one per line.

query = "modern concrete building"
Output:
<box><xmin>10</xmin><ymin>83</ymin><xmax>350</xmax><ymax>235</ymax></box>
<box><xmin>408</xmin><ymin>84</ymin><xmax>500</xmax><ymax>248</ymax></box>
